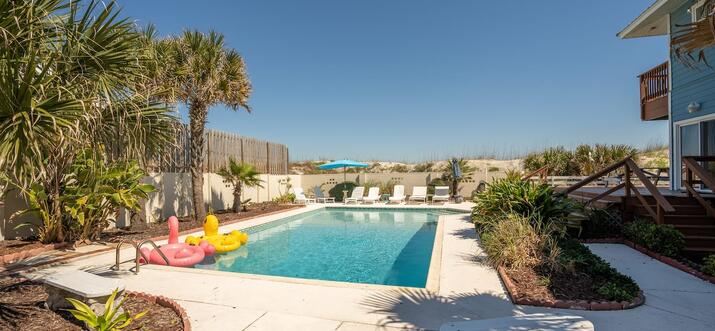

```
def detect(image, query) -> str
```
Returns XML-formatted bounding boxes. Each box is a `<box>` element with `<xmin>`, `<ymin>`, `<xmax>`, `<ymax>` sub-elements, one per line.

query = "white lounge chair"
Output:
<box><xmin>432</xmin><ymin>186</ymin><xmax>450</xmax><ymax>203</ymax></box>
<box><xmin>344</xmin><ymin>186</ymin><xmax>364</xmax><ymax>204</ymax></box>
<box><xmin>313</xmin><ymin>187</ymin><xmax>335</xmax><ymax>203</ymax></box>
<box><xmin>293</xmin><ymin>187</ymin><xmax>316</xmax><ymax>204</ymax></box>
<box><xmin>388</xmin><ymin>185</ymin><xmax>406</xmax><ymax>204</ymax></box>
<box><xmin>408</xmin><ymin>186</ymin><xmax>427</xmax><ymax>204</ymax></box>
<box><xmin>362</xmin><ymin>187</ymin><xmax>380</xmax><ymax>204</ymax></box>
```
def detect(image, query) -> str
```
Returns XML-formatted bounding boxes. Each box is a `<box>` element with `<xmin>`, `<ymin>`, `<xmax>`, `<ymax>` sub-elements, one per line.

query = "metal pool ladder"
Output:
<box><xmin>111</xmin><ymin>239</ymin><xmax>169</xmax><ymax>274</ymax></box>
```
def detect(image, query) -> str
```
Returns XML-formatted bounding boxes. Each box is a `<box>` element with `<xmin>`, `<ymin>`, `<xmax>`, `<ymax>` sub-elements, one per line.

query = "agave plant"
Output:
<box><xmin>65</xmin><ymin>288</ymin><xmax>146</xmax><ymax>331</ymax></box>
<box><xmin>217</xmin><ymin>157</ymin><xmax>263</xmax><ymax>213</ymax></box>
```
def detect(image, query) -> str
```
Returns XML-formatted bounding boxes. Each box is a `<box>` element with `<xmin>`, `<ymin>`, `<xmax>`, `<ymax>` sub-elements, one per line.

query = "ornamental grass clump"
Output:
<box><xmin>482</xmin><ymin>214</ymin><xmax>558</xmax><ymax>269</ymax></box>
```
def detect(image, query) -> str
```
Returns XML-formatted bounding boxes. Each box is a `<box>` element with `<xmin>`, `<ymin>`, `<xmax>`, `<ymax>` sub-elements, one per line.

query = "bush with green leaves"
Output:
<box><xmin>272</xmin><ymin>193</ymin><xmax>296</xmax><ymax>203</ymax></box>
<box><xmin>623</xmin><ymin>219</ymin><xmax>685</xmax><ymax>257</ymax></box>
<box><xmin>703</xmin><ymin>255</ymin><xmax>715</xmax><ymax>276</ymax></box>
<box><xmin>557</xmin><ymin>239</ymin><xmax>640</xmax><ymax>301</ymax></box>
<box><xmin>217</xmin><ymin>157</ymin><xmax>264</xmax><ymax>213</ymax></box>
<box><xmin>472</xmin><ymin>174</ymin><xmax>581</xmax><ymax>231</ymax></box>
<box><xmin>329</xmin><ymin>182</ymin><xmax>357</xmax><ymax>202</ymax></box>
<box><xmin>65</xmin><ymin>288</ymin><xmax>146</xmax><ymax>331</ymax></box>
<box><xmin>14</xmin><ymin>150</ymin><xmax>155</xmax><ymax>242</ymax></box>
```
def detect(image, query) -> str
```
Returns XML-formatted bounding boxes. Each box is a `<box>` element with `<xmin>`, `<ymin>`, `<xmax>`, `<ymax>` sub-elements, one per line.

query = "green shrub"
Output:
<box><xmin>557</xmin><ymin>239</ymin><xmax>639</xmax><ymax>301</ymax></box>
<box><xmin>472</xmin><ymin>175</ymin><xmax>581</xmax><ymax>230</ymax></box>
<box><xmin>623</xmin><ymin>220</ymin><xmax>685</xmax><ymax>257</ymax></box>
<box><xmin>702</xmin><ymin>255</ymin><xmax>715</xmax><ymax>276</ymax></box>
<box><xmin>66</xmin><ymin>288</ymin><xmax>146</xmax><ymax>331</ymax></box>
<box><xmin>581</xmin><ymin>208</ymin><xmax>623</xmax><ymax>239</ymax></box>
<box><xmin>272</xmin><ymin>193</ymin><xmax>295</xmax><ymax>203</ymax></box>
<box><xmin>329</xmin><ymin>182</ymin><xmax>357</xmax><ymax>201</ymax></box>
<box><xmin>523</xmin><ymin>147</ymin><xmax>575</xmax><ymax>176</ymax></box>
<box><xmin>523</xmin><ymin>144</ymin><xmax>637</xmax><ymax>176</ymax></box>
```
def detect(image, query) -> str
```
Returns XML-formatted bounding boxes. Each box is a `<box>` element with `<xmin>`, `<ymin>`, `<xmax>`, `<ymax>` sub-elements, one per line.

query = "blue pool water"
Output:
<box><xmin>194</xmin><ymin>208</ymin><xmax>459</xmax><ymax>287</ymax></box>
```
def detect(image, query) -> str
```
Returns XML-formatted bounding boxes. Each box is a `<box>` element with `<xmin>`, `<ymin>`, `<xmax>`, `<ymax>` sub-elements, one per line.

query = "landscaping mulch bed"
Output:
<box><xmin>101</xmin><ymin>202</ymin><xmax>300</xmax><ymax>243</ymax></box>
<box><xmin>0</xmin><ymin>276</ymin><xmax>184</xmax><ymax>331</ymax></box>
<box><xmin>0</xmin><ymin>240</ymin><xmax>48</xmax><ymax>257</ymax></box>
<box><xmin>506</xmin><ymin>266</ymin><xmax>598</xmax><ymax>302</ymax></box>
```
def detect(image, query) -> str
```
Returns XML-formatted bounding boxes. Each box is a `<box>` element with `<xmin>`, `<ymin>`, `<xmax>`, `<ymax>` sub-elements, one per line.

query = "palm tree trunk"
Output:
<box><xmin>233</xmin><ymin>184</ymin><xmax>242</xmax><ymax>213</ymax></box>
<box><xmin>189</xmin><ymin>102</ymin><xmax>208</xmax><ymax>222</ymax></box>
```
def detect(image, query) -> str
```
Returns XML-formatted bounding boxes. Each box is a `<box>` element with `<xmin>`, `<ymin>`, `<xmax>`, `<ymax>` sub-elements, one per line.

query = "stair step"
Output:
<box><xmin>663</xmin><ymin>215</ymin><xmax>715</xmax><ymax>226</ymax></box>
<box><xmin>683</xmin><ymin>235</ymin><xmax>715</xmax><ymax>248</ymax></box>
<box><xmin>684</xmin><ymin>246</ymin><xmax>715</xmax><ymax>253</ymax></box>
<box><xmin>673</xmin><ymin>225</ymin><xmax>715</xmax><ymax>236</ymax></box>
<box><xmin>631</xmin><ymin>205</ymin><xmax>707</xmax><ymax>216</ymax></box>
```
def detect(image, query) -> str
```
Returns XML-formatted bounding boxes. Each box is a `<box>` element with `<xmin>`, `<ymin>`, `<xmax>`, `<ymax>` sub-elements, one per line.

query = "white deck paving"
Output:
<box><xmin>18</xmin><ymin>203</ymin><xmax>715</xmax><ymax>330</ymax></box>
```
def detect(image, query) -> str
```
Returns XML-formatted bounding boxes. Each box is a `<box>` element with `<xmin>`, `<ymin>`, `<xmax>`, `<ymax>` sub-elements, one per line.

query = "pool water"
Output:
<box><xmin>194</xmin><ymin>208</ymin><xmax>452</xmax><ymax>287</ymax></box>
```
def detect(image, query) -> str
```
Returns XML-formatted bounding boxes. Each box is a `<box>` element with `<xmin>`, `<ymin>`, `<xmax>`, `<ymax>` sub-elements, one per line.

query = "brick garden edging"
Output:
<box><xmin>496</xmin><ymin>266</ymin><xmax>645</xmax><ymax>310</ymax></box>
<box><xmin>0</xmin><ymin>242</ymin><xmax>72</xmax><ymax>267</ymax></box>
<box><xmin>580</xmin><ymin>238</ymin><xmax>715</xmax><ymax>285</ymax></box>
<box><xmin>127</xmin><ymin>291</ymin><xmax>191</xmax><ymax>331</ymax></box>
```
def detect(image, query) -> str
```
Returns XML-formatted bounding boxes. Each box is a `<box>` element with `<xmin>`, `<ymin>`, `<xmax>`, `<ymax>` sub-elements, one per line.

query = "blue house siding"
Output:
<box><xmin>670</xmin><ymin>0</ymin><xmax>715</xmax><ymax>122</ymax></box>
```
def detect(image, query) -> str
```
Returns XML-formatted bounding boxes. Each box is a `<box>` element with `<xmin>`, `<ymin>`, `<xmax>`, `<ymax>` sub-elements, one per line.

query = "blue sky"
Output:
<box><xmin>118</xmin><ymin>0</ymin><xmax>667</xmax><ymax>161</ymax></box>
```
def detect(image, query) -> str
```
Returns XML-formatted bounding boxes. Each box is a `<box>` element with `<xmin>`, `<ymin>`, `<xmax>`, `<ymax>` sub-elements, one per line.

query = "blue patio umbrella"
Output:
<box><xmin>319</xmin><ymin>159</ymin><xmax>369</xmax><ymax>183</ymax></box>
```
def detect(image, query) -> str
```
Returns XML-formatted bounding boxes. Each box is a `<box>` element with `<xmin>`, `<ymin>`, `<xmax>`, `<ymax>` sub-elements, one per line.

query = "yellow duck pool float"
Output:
<box><xmin>185</xmin><ymin>215</ymin><xmax>249</xmax><ymax>253</ymax></box>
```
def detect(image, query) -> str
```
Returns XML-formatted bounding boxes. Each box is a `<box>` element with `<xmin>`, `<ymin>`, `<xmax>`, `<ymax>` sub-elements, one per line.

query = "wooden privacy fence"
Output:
<box><xmin>147</xmin><ymin>126</ymin><xmax>289</xmax><ymax>174</ymax></box>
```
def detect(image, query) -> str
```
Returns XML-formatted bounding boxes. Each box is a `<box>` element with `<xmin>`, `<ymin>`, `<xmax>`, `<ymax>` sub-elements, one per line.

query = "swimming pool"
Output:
<box><xmin>195</xmin><ymin>207</ymin><xmax>463</xmax><ymax>287</ymax></box>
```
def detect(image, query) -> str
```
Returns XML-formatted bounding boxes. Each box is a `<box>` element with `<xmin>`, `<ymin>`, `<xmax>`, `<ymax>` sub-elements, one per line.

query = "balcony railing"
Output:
<box><xmin>638</xmin><ymin>61</ymin><xmax>669</xmax><ymax>121</ymax></box>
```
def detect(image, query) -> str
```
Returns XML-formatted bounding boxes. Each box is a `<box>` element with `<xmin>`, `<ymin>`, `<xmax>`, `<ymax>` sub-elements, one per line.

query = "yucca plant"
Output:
<box><xmin>65</xmin><ymin>289</ymin><xmax>147</xmax><ymax>331</ymax></box>
<box><xmin>217</xmin><ymin>157</ymin><xmax>263</xmax><ymax>213</ymax></box>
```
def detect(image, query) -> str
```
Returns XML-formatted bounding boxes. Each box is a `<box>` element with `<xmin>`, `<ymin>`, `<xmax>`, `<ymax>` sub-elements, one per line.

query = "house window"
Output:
<box><xmin>675</xmin><ymin>117</ymin><xmax>715</xmax><ymax>189</ymax></box>
<box><xmin>690</xmin><ymin>0</ymin><xmax>714</xmax><ymax>22</ymax></box>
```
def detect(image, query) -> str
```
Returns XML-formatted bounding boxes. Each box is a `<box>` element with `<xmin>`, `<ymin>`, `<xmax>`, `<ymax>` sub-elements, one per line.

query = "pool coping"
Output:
<box><xmin>142</xmin><ymin>204</ymin><xmax>464</xmax><ymax>293</ymax></box>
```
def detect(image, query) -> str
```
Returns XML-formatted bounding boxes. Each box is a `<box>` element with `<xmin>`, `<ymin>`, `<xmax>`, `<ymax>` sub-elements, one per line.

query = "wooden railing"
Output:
<box><xmin>522</xmin><ymin>165</ymin><xmax>549</xmax><ymax>183</ymax></box>
<box><xmin>638</xmin><ymin>61</ymin><xmax>669</xmax><ymax>120</ymax></box>
<box><xmin>563</xmin><ymin>156</ymin><xmax>675</xmax><ymax>223</ymax></box>
<box><xmin>682</xmin><ymin>156</ymin><xmax>715</xmax><ymax>217</ymax></box>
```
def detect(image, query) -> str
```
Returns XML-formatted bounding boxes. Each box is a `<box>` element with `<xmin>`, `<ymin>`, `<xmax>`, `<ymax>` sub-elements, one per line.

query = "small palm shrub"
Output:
<box><xmin>523</xmin><ymin>144</ymin><xmax>637</xmax><ymax>176</ymax></box>
<box><xmin>523</xmin><ymin>147</ymin><xmax>575</xmax><ymax>176</ymax></box>
<box><xmin>703</xmin><ymin>255</ymin><xmax>715</xmax><ymax>276</ymax></box>
<box><xmin>623</xmin><ymin>219</ymin><xmax>685</xmax><ymax>257</ymax></box>
<box><xmin>217</xmin><ymin>157</ymin><xmax>264</xmax><ymax>213</ymax></box>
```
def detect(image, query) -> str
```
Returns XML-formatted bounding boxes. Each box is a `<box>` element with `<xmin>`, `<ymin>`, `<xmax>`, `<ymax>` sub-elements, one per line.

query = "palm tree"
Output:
<box><xmin>155</xmin><ymin>30</ymin><xmax>252</xmax><ymax>222</ymax></box>
<box><xmin>217</xmin><ymin>157</ymin><xmax>263</xmax><ymax>213</ymax></box>
<box><xmin>0</xmin><ymin>0</ymin><xmax>177</xmax><ymax>242</ymax></box>
<box><xmin>439</xmin><ymin>158</ymin><xmax>476</xmax><ymax>197</ymax></box>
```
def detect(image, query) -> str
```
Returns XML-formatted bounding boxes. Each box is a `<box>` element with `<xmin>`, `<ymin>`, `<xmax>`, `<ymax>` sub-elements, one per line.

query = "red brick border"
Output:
<box><xmin>496</xmin><ymin>266</ymin><xmax>645</xmax><ymax>310</ymax></box>
<box><xmin>0</xmin><ymin>242</ymin><xmax>72</xmax><ymax>267</ymax></box>
<box><xmin>580</xmin><ymin>238</ymin><xmax>715</xmax><ymax>285</ymax></box>
<box><xmin>127</xmin><ymin>291</ymin><xmax>191</xmax><ymax>331</ymax></box>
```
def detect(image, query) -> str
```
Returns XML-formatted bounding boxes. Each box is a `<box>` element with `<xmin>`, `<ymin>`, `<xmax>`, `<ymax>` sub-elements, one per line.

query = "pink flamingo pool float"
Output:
<box><xmin>140</xmin><ymin>216</ymin><xmax>215</xmax><ymax>267</ymax></box>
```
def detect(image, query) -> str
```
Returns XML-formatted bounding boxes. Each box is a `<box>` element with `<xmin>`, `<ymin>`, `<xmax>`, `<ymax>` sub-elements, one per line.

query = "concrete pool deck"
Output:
<box><xmin>16</xmin><ymin>203</ymin><xmax>715</xmax><ymax>330</ymax></box>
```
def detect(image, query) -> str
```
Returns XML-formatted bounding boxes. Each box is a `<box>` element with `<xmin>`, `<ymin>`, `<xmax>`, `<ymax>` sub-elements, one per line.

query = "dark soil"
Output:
<box><xmin>0</xmin><ymin>240</ymin><xmax>47</xmax><ymax>257</ymax></box>
<box><xmin>0</xmin><ymin>276</ymin><xmax>182</xmax><ymax>331</ymax></box>
<box><xmin>101</xmin><ymin>202</ymin><xmax>300</xmax><ymax>243</ymax></box>
<box><xmin>506</xmin><ymin>266</ymin><xmax>598</xmax><ymax>301</ymax></box>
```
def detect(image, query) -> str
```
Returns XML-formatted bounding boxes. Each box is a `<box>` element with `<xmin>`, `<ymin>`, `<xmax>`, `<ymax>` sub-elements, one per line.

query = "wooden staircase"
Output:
<box><xmin>560</xmin><ymin>156</ymin><xmax>715</xmax><ymax>254</ymax></box>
